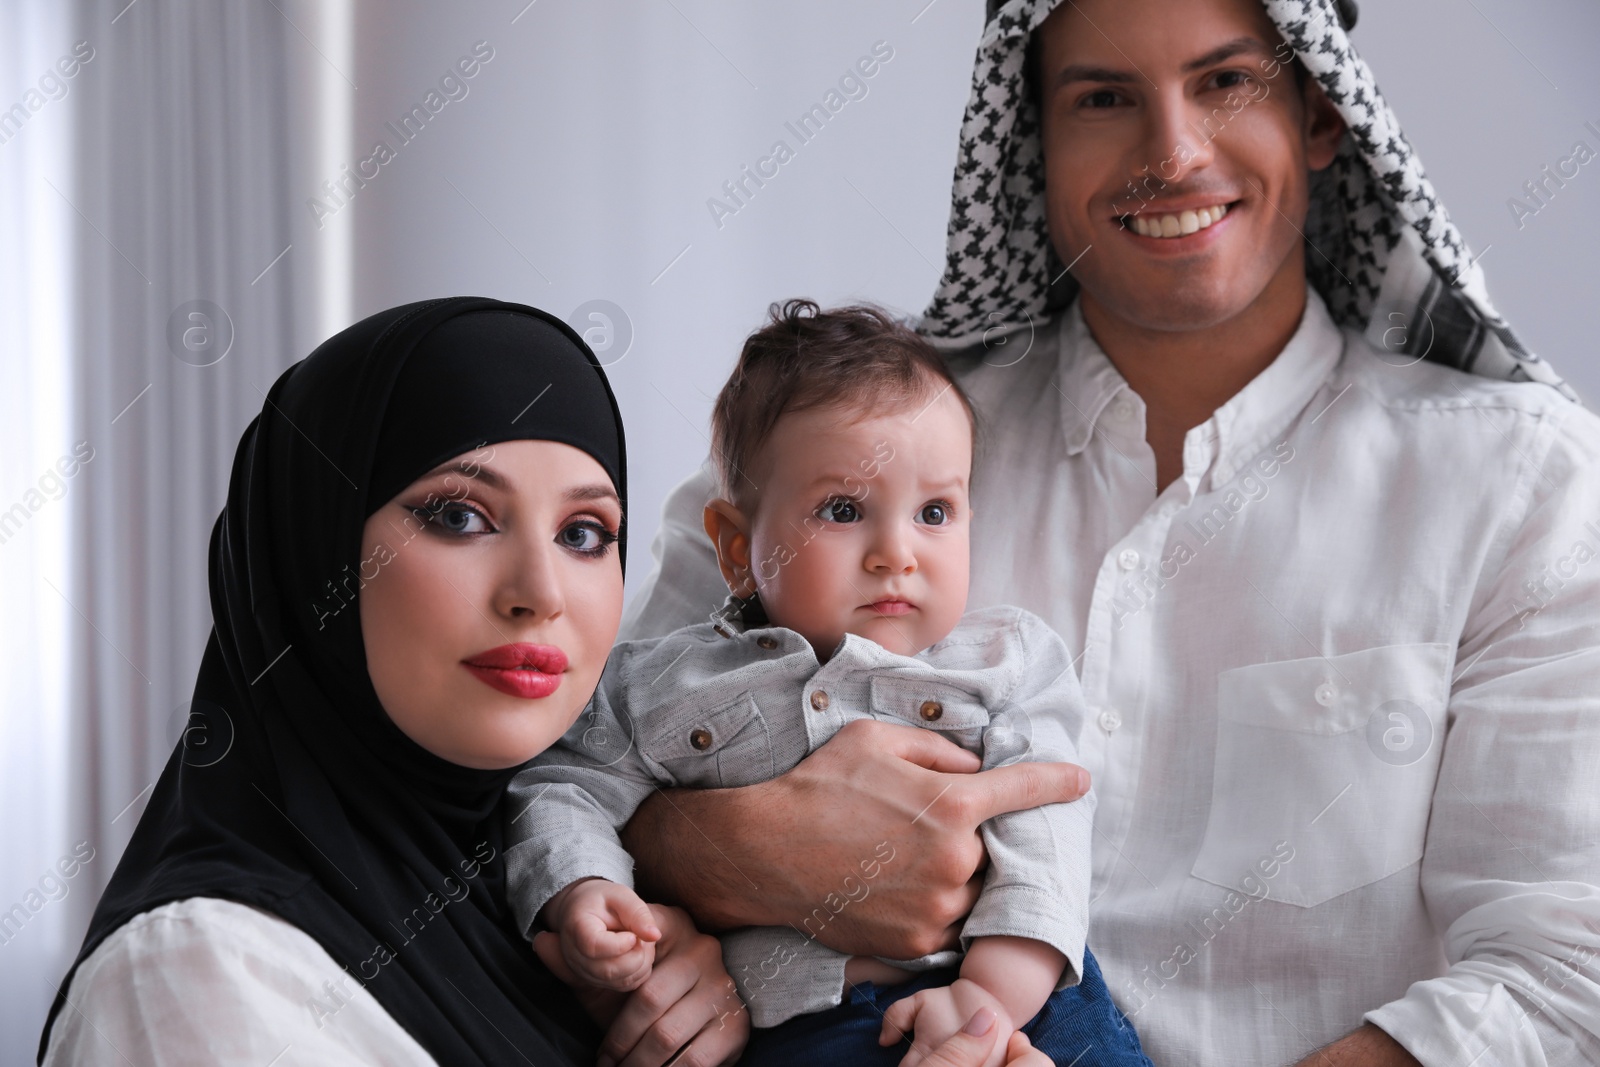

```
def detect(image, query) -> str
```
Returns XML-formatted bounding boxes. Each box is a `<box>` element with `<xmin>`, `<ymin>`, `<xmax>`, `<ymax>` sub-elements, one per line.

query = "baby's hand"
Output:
<box><xmin>880</xmin><ymin>978</ymin><xmax>1015</xmax><ymax>1067</ymax></box>
<box><xmin>552</xmin><ymin>879</ymin><xmax>662</xmax><ymax>991</ymax></box>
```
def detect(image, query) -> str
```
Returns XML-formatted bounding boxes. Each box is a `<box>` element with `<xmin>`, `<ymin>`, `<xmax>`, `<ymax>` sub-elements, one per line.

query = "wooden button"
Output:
<box><xmin>756</xmin><ymin>635</ymin><xmax>778</xmax><ymax>650</ymax></box>
<box><xmin>809</xmin><ymin>690</ymin><xmax>830</xmax><ymax>712</ymax></box>
<box><xmin>689</xmin><ymin>728</ymin><xmax>713</xmax><ymax>750</ymax></box>
<box><xmin>919</xmin><ymin>699</ymin><xmax>943</xmax><ymax>721</ymax></box>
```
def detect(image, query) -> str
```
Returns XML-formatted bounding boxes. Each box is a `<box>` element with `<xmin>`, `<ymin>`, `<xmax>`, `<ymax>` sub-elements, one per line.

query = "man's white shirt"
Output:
<box><xmin>620</xmin><ymin>287</ymin><xmax>1600</xmax><ymax>1067</ymax></box>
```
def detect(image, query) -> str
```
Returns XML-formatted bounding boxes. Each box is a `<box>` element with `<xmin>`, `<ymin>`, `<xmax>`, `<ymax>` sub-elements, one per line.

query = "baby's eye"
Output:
<box><xmin>817</xmin><ymin>498</ymin><xmax>861</xmax><ymax>524</ymax></box>
<box><xmin>917</xmin><ymin>502</ymin><xmax>951</xmax><ymax>526</ymax></box>
<box><xmin>413</xmin><ymin>502</ymin><xmax>492</xmax><ymax>536</ymax></box>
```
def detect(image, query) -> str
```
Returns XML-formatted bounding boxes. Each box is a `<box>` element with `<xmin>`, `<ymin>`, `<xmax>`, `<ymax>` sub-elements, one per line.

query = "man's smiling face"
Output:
<box><xmin>1035</xmin><ymin>0</ymin><xmax>1344</xmax><ymax>334</ymax></box>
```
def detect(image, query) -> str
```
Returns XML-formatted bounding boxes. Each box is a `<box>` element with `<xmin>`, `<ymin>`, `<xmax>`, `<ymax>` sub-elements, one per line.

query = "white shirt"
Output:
<box><xmin>619</xmin><ymin>288</ymin><xmax>1600</xmax><ymax>1067</ymax></box>
<box><xmin>42</xmin><ymin>897</ymin><xmax>437</xmax><ymax>1066</ymax></box>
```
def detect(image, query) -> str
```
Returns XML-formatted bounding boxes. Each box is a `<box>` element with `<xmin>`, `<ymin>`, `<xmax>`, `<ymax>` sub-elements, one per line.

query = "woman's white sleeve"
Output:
<box><xmin>42</xmin><ymin>897</ymin><xmax>437</xmax><ymax>1067</ymax></box>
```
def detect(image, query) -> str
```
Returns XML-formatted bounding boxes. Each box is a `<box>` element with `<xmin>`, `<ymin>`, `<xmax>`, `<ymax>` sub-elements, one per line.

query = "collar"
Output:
<box><xmin>1055</xmin><ymin>286</ymin><xmax>1345</xmax><ymax>489</ymax></box>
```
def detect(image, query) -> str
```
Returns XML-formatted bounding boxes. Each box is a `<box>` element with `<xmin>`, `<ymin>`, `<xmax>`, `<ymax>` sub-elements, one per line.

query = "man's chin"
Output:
<box><xmin>1083</xmin><ymin>270</ymin><xmax>1268</xmax><ymax>334</ymax></box>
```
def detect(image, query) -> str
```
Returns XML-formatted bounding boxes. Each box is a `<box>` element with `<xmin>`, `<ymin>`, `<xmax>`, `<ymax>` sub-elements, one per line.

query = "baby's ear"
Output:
<box><xmin>703</xmin><ymin>499</ymin><xmax>756</xmax><ymax>597</ymax></box>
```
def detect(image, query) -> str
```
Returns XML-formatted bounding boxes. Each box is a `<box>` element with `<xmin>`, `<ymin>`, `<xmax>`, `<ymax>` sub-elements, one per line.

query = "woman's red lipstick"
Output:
<box><xmin>462</xmin><ymin>643</ymin><xmax>568</xmax><ymax>700</ymax></box>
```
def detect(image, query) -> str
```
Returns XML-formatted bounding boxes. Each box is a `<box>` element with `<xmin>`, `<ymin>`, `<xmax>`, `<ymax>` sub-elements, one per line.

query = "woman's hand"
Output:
<box><xmin>535</xmin><ymin>902</ymin><xmax>748</xmax><ymax>1066</ymax></box>
<box><xmin>921</xmin><ymin>1007</ymin><xmax>1053</xmax><ymax>1067</ymax></box>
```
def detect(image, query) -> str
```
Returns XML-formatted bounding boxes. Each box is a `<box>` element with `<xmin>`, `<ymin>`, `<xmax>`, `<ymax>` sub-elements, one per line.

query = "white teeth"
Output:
<box><xmin>1128</xmin><ymin>202</ymin><xmax>1230</xmax><ymax>238</ymax></box>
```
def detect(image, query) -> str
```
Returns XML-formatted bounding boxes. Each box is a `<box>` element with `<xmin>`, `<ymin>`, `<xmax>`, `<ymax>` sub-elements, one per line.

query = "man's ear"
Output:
<box><xmin>703</xmin><ymin>498</ymin><xmax>757</xmax><ymax>598</ymax></box>
<box><xmin>1302</xmin><ymin>79</ymin><xmax>1345</xmax><ymax>172</ymax></box>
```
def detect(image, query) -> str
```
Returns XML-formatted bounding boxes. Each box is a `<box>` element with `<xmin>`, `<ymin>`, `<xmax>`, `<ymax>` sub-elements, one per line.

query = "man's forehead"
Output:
<box><xmin>1036</xmin><ymin>0</ymin><xmax>1285</xmax><ymax>73</ymax></box>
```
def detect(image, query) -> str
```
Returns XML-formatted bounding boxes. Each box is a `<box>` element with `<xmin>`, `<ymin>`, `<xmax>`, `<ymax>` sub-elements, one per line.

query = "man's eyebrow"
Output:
<box><xmin>1181</xmin><ymin>36</ymin><xmax>1276</xmax><ymax>73</ymax></box>
<box><xmin>1051</xmin><ymin>37</ymin><xmax>1278</xmax><ymax>90</ymax></box>
<box><xmin>1053</xmin><ymin>63</ymin><xmax>1141</xmax><ymax>89</ymax></box>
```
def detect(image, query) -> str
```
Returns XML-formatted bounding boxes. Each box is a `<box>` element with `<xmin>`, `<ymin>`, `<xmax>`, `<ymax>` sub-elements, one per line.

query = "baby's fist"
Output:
<box><xmin>555</xmin><ymin>879</ymin><xmax>662</xmax><ymax>991</ymax></box>
<box><xmin>881</xmin><ymin>979</ymin><xmax>1014</xmax><ymax>1067</ymax></box>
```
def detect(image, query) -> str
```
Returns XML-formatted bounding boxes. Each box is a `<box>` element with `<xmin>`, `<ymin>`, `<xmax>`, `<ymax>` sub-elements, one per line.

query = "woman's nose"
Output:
<box><xmin>495</xmin><ymin>541</ymin><xmax>566</xmax><ymax>621</ymax></box>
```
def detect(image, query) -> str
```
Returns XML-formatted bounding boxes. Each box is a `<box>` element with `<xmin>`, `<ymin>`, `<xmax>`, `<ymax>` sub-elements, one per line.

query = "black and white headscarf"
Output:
<box><xmin>916</xmin><ymin>0</ymin><xmax>1577</xmax><ymax>402</ymax></box>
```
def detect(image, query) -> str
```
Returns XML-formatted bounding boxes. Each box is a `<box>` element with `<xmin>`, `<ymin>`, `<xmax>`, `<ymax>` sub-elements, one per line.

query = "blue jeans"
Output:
<box><xmin>739</xmin><ymin>947</ymin><xmax>1153</xmax><ymax>1066</ymax></box>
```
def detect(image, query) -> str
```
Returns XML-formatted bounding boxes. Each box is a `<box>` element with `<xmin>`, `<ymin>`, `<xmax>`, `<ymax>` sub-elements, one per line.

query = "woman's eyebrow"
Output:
<box><xmin>422</xmin><ymin>461</ymin><xmax>509</xmax><ymax>491</ymax></box>
<box><xmin>419</xmin><ymin>463</ymin><xmax>615</xmax><ymax>505</ymax></box>
<box><xmin>563</xmin><ymin>483</ymin><xmax>619</xmax><ymax>505</ymax></box>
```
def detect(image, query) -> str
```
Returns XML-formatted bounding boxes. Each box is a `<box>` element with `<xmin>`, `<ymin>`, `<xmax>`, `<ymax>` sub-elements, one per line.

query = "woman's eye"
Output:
<box><xmin>1080</xmin><ymin>88</ymin><xmax>1122</xmax><ymax>109</ymax></box>
<box><xmin>558</xmin><ymin>521</ymin><xmax>617</xmax><ymax>556</ymax></box>
<box><xmin>1213</xmin><ymin>70</ymin><xmax>1254</xmax><ymax>90</ymax></box>
<box><xmin>918</xmin><ymin>502</ymin><xmax>950</xmax><ymax>526</ymax></box>
<box><xmin>413</xmin><ymin>503</ymin><xmax>492</xmax><ymax>536</ymax></box>
<box><xmin>817</xmin><ymin>498</ymin><xmax>861</xmax><ymax>524</ymax></box>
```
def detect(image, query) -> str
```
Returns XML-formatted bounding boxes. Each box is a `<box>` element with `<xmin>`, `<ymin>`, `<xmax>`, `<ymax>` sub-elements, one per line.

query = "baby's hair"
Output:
<box><xmin>710</xmin><ymin>299</ymin><xmax>977</xmax><ymax>507</ymax></box>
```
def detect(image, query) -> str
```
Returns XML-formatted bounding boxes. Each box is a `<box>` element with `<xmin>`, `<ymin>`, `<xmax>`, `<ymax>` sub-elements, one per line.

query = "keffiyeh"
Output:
<box><xmin>917</xmin><ymin>0</ymin><xmax>1577</xmax><ymax>402</ymax></box>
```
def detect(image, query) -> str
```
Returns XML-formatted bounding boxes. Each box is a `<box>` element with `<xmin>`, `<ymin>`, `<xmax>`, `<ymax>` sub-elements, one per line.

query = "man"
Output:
<box><xmin>612</xmin><ymin>0</ymin><xmax>1600</xmax><ymax>1063</ymax></box>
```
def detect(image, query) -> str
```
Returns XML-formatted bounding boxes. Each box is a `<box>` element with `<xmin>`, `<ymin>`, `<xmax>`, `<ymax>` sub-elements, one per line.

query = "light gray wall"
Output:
<box><xmin>336</xmin><ymin>0</ymin><xmax>1600</xmax><ymax>609</ymax></box>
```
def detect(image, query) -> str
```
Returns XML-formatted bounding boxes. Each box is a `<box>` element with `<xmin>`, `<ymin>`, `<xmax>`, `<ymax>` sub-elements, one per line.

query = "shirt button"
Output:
<box><xmin>689</xmin><ymin>728</ymin><xmax>713</xmax><ymax>750</ymax></box>
<box><xmin>1314</xmin><ymin>682</ymin><xmax>1338</xmax><ymax>707</ymax></box>
<box><xmin>1111</xmin><ymin>398</ymin><xmax>1135</xmax><ymax>421</ymax></box>
<box><xmin>1117</xmin><ymin>548</ymin><xmax>1140</xmax><ymax>571</ymax></box>
<box><xmin>756</xmin><ymin>635</ymin><xmax>778</xmax><ymax>650</ymax></box>
<box><xmin>810</xmin><ymin>690</ymin><xmax>830</xmax><ymax>712</ymax></box>
<box><xmin>919</xmin><ymin>699</ymin><xmax>943</xmax><ymax>721</ymax></box>
<box><xmin>1098</xmin><ymin>709</ymin><xmax>1122</xmax><ymax>732</ymax></box>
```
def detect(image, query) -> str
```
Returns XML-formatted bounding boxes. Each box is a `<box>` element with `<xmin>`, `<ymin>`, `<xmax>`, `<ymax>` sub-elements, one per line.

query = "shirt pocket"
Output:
<box><xmin>868</xmin><ymin>676</ymin><xmax>991</xmax><ymax>754</ymax></box>
<box><xmin>637</xmin><ymin>691</ymin><xmax>775</xmax><ymax>788</ymax></box>
<box><xmin>1190</xmin><ymin>642</ymin><xmax>1452</xmax><ymax>908</ymax></box>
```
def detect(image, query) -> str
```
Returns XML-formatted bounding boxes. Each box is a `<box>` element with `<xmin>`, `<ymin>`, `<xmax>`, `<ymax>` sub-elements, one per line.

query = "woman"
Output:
<box><xmin>38</xmin><ymin>296</ymin><xmax>1048</xmax><ymax>1067</ymax></box>
<box><xmin>39</xmin><ymin>298</ymin><xmax>745</xmax><ymax>1066</ymax></box>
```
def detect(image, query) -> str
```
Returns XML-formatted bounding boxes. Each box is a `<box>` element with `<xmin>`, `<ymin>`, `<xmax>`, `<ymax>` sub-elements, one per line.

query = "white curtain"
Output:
<box><xmin>0</xmin><ymin>2</ymin><xmax>348</xmax><ymax>1061</ymax></box>
<box><xmin>0</xmin><ymin>1</ymin><xmax>78</xmax><ymax>1055</ymax></box>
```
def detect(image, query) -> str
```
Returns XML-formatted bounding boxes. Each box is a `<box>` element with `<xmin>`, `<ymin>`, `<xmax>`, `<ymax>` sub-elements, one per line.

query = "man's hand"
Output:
<box><xmin>534</xmin><ymin>903</ymin><xmax>749</xmax><ymax>1067</ymax></box>
<box><xmin>881</xmin><ymin>978</ymin><xmax>1016</xmax><ymax>1067</ymax></box>
<box><xmin>545</xmin><ymin>877</ymin><xmax>661</xmax><ymax>992</ymax></box>
<box><xmin>1291</xmin><ymin>1023</ymin><xmax>1422</xmax><ymax>1066</ymax></box>
<box><xmin>621</xmin><ymin>718</ymin><xmax>1091</xmax><ymax>959</ymax></box>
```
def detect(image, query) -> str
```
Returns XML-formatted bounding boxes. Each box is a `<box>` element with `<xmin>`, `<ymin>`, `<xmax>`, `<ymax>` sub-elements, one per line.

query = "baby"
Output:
<box><xmin>505</xmin><ymin>301</ymin><xmax>1152</xmax><ymax>1066</ymax></box>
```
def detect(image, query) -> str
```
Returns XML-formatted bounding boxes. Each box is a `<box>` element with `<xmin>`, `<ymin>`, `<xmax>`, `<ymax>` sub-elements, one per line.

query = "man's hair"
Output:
<box><xmin>709</xmin><ymin>299</ymin><xmax>977</xmax><ymax>507</ymax></box>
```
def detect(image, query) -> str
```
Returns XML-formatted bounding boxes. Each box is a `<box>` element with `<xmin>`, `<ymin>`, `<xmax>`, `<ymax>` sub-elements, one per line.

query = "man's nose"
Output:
<box><xmin>1132</xmin><ymin>86</ymin><xmax>1217</xmax><ymax>190</ymax></box>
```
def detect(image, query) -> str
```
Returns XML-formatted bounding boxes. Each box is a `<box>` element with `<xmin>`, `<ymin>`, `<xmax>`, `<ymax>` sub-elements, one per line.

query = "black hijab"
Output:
<box><xmin>41</xmin><ymin>297</ymin><xmax>628</xmax><ymax>1065</ymax></box>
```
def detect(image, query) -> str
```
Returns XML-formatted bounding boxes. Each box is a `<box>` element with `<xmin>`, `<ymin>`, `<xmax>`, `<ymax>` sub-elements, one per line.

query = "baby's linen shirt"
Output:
<box><xmin>504</xmin><ymin>604</ymin><xmax>1094</xmax><ymax>1028</ymax></box>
